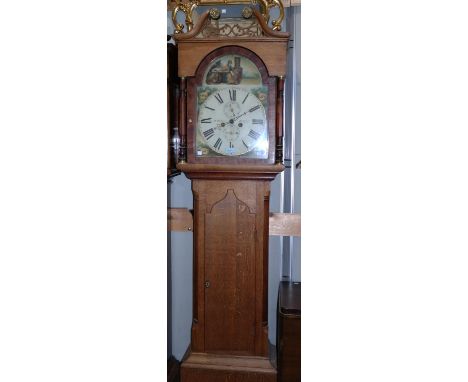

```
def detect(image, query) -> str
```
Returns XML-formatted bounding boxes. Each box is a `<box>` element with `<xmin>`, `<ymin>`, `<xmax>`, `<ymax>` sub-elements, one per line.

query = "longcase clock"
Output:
<box><xmin>172</xmin><ymin>3</ymin><xmax>289</xmax><ymax>381</ymax></box>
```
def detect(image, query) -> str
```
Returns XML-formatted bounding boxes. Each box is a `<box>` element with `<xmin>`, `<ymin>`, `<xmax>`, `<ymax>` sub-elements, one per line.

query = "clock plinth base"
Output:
<box><xmin>181</xmin><ymin>352</ymin><xmax>277</xmax><ymax>382</ymax></box>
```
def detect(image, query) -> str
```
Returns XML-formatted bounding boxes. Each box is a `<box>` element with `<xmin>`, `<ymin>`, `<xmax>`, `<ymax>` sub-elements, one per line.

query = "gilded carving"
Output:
<box><xmin>171</xmin><ymin>0</ymin><xmax>285</xmax><ymax>34</ymax></box>
<box><xmin>251</xmin><ymin>0</ymin><xmax>285</xmax><ymax>31</ymax></box>
<box><xmin>209</xmin><ymin>7</ymin><xmax>221</xmax><ymax>20</ymax></box>
<box><xmin>242</xmin><ymin>6</ymin><xmax>253</xmax><ymax>19</ymax></box>
<box><xmin>172</xmin><ymin>0</ymin><xmax>199</xmax><ymax>34</ymax></box>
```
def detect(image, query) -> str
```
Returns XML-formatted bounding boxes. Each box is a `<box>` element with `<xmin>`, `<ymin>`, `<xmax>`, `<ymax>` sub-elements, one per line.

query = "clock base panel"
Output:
<box><xmin>181</xmin><ymin>352</ymin><xmax>277</xmax><ymax>382</ymax></box>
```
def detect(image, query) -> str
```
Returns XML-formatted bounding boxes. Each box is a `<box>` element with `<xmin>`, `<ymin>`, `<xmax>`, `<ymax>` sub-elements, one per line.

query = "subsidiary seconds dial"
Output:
<box><xmin>197</xmin><ymin>88</ymin><xmax>268</xmax><ymax>156</ymax></box>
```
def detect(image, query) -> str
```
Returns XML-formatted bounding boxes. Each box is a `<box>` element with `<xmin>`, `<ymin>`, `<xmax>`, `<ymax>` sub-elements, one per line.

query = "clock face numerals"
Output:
<box><xmin>197</xmin><ymin>87</ymin><xmax>268</xmax><ymax>157</ymax></box>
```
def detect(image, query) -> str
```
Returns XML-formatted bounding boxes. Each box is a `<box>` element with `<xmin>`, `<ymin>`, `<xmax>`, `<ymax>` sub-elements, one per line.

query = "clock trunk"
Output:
<box><xmin>190</xmin><ymin>180</ymin><xmax>270</xmax><ymax>356</ymax></box>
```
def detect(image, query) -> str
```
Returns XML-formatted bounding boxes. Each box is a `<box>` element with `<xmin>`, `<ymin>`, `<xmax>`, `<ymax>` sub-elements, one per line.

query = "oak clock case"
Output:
<box><xmin>173</xmin><ymin>6</ymin><xmax>289</xmax><ymax>382</ymax></box>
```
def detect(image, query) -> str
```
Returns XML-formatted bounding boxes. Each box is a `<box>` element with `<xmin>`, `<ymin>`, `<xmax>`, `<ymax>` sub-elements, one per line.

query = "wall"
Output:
<box><xmin>282</xmin><ymin>5</ymin><xmax>301</xmax><ymax>282</ymax></box>
<box><xmin>169</xmin><ymin>175</ymin><xmax>193</xmax><ymax>360</ymax></box>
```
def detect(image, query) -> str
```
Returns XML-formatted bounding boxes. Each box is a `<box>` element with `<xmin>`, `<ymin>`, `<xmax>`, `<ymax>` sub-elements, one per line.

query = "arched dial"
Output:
<box><xmin>197</xmin><ymin>88</ymin><xmax>268</xmax><ymax>156</ymax></box>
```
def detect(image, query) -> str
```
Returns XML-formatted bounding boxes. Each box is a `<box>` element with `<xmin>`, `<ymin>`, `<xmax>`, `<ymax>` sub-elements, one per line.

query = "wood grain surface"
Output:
<box><xmin>189</xmin><ymin>180</ymin><xmax>270</xmax><ymax>356</ymax></box>
<box><xmin>204</xmin><ymin>189</ymin><xmax>256</xmax><ymax>353</ymax></box>
<box><xmin>268</xmin><ymin>213</ymin><xmax>300</xmax><ymax>237</ymax></box>
<box><xmin>168</xmin><ymin>208</ymin><xmax>300</xmax><ymax>237</ymax></box>
<box><xmin>181</xmin><ymin>352</ymin><xmax>276</xmax><ymax>382</ymax></box>
<box><xmin>168</xmin><ymin>208</ymin><xmax>194</xmax><ymax>232</ymax></box>
<box><xmin>277</xmin><ymin>282</ymin><xmax>301</xmax><ymax>382</ymax></box>
<box><xmin>176</xmin><ymin>41</ymin><xmax>288</xmax><ymax>78</ymax></box>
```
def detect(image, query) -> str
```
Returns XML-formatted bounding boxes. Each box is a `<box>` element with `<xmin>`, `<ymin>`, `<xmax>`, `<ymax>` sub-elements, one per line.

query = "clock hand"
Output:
<box><xmin>229</xmin><ymin>105</ymin><xmax>236</xmax><ymax>117</ymax></box>
<box><xmin>233</xmin><ymin>111</ymin><xmax>248</xmax><ymax>122</ymax></box>
<box><xmin>233</xmin><ymin>104</ymin><xmax>261</xmax><ymax>121</ymax></box>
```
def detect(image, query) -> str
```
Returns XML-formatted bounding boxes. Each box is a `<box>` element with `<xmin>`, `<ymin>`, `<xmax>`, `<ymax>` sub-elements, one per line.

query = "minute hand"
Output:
<box><xmin>232</xmin><ymin>111</ymin><xmax>248</xmax><ymax>122</ymax></box>
<box><xmin>233</xmin><ymin>105</ymin><xmax>261</xmax><ymax>121</ymax></box>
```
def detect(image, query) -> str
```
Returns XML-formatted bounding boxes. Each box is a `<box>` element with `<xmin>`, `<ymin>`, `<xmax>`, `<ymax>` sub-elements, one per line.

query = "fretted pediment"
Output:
<box><xmin>196</xmin><ymin>16</ymin><xmax>263</xmax><ymax>39</ymax></box>
<box><xmin>171</xmin><ymin>0</ymin><xmax>290</xmax><ymax>37</ymax></box>
<box><xmin>173</xmin><ymin>7</ymin><xmax>289</xmax><ymax>42</ymax></box>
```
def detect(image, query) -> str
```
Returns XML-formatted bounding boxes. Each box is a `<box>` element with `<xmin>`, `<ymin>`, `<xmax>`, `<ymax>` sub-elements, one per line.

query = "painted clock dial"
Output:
<box><xmin>195</xmin><ymin>53</ymin><xmax>269</xmax><ymax>159</ymax></box>
<box><xmin>197</xmin><ymin>87</ymin><xmax>267</xmax><ymax>156</ymax></box>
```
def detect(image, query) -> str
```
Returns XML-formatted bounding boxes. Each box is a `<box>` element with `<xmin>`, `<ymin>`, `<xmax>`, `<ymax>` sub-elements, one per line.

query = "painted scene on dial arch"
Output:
<box><xmin>203</xmin><ymin>54</ymin><xmax>263</xmax><ymax>86</ymax></box>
